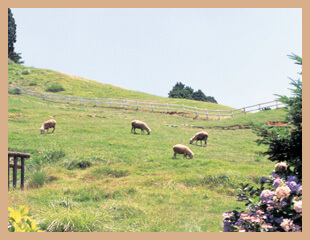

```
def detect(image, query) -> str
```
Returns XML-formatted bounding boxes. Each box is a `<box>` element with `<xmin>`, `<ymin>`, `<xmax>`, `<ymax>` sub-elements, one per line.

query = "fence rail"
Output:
<box><xmin>8</xmin><ymin>85</ymin><xmax>285</xmax><ymax>120</ymax></box>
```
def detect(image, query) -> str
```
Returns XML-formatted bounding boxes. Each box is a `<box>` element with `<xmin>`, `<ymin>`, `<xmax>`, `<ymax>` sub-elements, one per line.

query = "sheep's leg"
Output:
<box><xmin>174</xmin><ymin>152</ymin><xmax>177</xmax><ymax>159</ymax></box>
<box><xmin>52</xmin><ymin>127</ymin><xmax>55</xmax><ymax>133</ymax></box>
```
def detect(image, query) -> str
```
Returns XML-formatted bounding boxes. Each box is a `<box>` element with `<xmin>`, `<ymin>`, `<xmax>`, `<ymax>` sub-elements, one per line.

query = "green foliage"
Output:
<box><xmin>45</xmin><ymin>83</ymin><xmax>66</xmax><ymax>92</ymax></box>
<box><xmin>8</xmin><ymin>206</ymin><xmax>43</xmax><ymax>232</ymax></box>
<box><xmin>21</xmin><ymin>69</ymin><xmax>31</xmax><ymax>75</ymax></box>
<box><xmin>8</xmin><ymin>8</ymin><xmax>23</xmax><ymax>64</ymax></box>
<box><xmin>8</xmin><ymin>87</ymin><xmax>21</xmax><ymax>95</ymax></box>
<box><xmin>27</xmin><ymin>168</ymin><xmax>47</xmax><ymax>188</ymax></box>
<box><xmin>168</xmin><ymin>82</ymin><xmax>218</xmax><ymax>103</ymax></box>
<box><xmin>253</xmin><ymin>54</ymin><xmax>302</xmax><ymax>179</ymax></box>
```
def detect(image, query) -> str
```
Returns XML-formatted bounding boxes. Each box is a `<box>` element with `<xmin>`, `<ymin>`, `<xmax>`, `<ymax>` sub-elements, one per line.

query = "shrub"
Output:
<box><xmin>223</xmin><ymin>164</ymin><xmax>302</xmax><ymax>232</ymax></box>
<box><xmin>8</xmin><ymin>206</ymin><xmax>44</xmax><ymax>232</ymax></box>
<box><xmin>29</xmin><ymin>81</ymin><xmax>37</xmax><ymax>86</ymax></box>
<box><xmin>8</xmin><ymin>87</ymin><xmax>21</xmax><ymax>95</ymax></box>
<box><xmin>45</xmin><ymin>83</ymin><xmax>65</xmax><ymax>92</ymax></box>
<box><xmin>21</xmin><ymin>69</ymin><xmax>30</xmax><ymax>75</ymax></box>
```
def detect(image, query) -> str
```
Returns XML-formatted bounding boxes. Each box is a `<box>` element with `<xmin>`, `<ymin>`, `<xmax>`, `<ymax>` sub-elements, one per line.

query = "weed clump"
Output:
<box><xmin>45</xmin><ymin>83</ymin><xmax>65</xmax><ymax>92</ymax></box>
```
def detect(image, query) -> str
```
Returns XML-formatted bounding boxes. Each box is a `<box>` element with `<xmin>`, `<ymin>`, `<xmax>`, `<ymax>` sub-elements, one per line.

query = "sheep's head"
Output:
<box><xmin>147</xmin><ymin>129</ymin><xmax>151</xmax><ymax>135</ymax></box>
<box><xmin>190</xmin><ymin>138</ymin><xmax>193</xmax><ymax>144</ymax></box>
<box><xmin>40</xmin><ymin>127</ymin><xmax>45</xmax><ymax>134</ymax></box>
<box><xmin>189</xmin><ymin>152</ymin><xmax>194</xmax><ymax>159</ymax></box>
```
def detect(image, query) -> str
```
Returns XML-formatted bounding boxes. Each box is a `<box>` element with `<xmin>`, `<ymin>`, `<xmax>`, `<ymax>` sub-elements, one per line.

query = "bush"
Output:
<box><xmin>223</xmin><ymin>163</ymin><xmax>302</xmax><ymax>232</ymax></box>
<box><xmin>21</xmin><ymin>69</ymin><xmax>30</xmax><ymax>75</ymax></box>
<box><xmin>8</xmin><ymin>206</ymin><xmax>43</xmax><ymax>232</ymax></box>
<box><xmin>8</xmin><ymin>87</ymin><xmax>21</xmax><ymax>95</ymax></box>
<box><xmin>45</xmin><ymin>83</ymin><xmax>65</xmax><ymax>92</ymax></box>
<box><xmin>29</xmin><ymin>81</ymin><xmax>37</xmax><ymax>86</ymax></box>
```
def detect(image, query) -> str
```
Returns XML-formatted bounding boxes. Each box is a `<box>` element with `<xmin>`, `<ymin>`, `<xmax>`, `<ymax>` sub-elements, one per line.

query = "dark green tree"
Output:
<box><xmin>254</xmin><ymin>54</ymin><xmax>302</xmax><ymax>180</ymax></box>
<box><xmin>8</xmin><ymin>8</ymin><xmax>23</xmax><ymax>64</ymax></box>
<box><xmin>168</xmin><ymin>82</ymin><xmax>217</xmax><ymax>103</ymax></box>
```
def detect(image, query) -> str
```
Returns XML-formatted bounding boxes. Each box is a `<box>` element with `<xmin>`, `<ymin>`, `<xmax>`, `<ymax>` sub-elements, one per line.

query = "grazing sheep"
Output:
<box><xmin>173</xmin><ymin>144</ymin><xmax>194</xmax><ymax>159</ymax></box>
<box><xmin>131</xmin><ymin>120</ymin><xmax>151</xmax><ymax>135</ymax></box>
<box><xmin>40</xmin><ymin>119</ymin><xmax>56</xmax><ymax>134</ymax></box>
<box><xmin>190</xmin><ymin>131</ymin><xmax>208</xmax><ymax>146</ymax></box>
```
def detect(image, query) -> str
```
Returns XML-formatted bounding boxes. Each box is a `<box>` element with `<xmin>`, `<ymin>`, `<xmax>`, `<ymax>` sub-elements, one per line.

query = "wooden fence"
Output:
<box><xmin>8</xmin><ymin>151</ymin><xmax>30</xmax><ymax>190</ymax></box>
<box><xmin>8</xmin><ymin>85</ymin><xmax>285</xmax><ymax>120</ymax></box>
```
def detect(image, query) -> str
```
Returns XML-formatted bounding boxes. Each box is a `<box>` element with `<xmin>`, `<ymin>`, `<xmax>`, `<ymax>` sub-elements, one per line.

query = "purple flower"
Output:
<box><xmin>223</xmin><ymin>221</ymin><xmax>234</xmax><ymax>232</ymax></box>
<box><xmin>296</xmin><ymin>185</ymin><xmax>302</xmax><ymax>195</ymax></box>
<box><xmin>272</xmin><ymin>178</ymin><xmax>283</xmax><ymax>188</ymax></box>
<box><xmin>287</xmin><ymin>176</ymin><xmax>298</xmax><ymax>183</ymax></box>
<box><xmin>260</xmin><ymin>177</ymin><xmax>269</xmax><ymax>184</ymax></box>
<box><xmin>286</xmin><ymin>181</ymin><xmax>298</xmax><ymax>193</ymax></box>
<box><xmin>260</xmin><ymin>190</ymin><xmax>275</xmax><ymax>201</ymax></box>
<box><xmin>270</xmin><ymin>173</ymin><xmax>279</xmax><ymax>179</ymax></box>
<box><xmin>275</xmin><ymin>217</ymin><xmax>284</xmax><ymax>224</ymax></box>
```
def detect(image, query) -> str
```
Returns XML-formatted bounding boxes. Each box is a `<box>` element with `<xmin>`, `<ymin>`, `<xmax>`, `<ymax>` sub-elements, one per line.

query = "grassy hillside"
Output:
<box><xmin>8</xmin><ymin>64</ymin><xmax>287</xmax><ymax>232</ymax></box>
<box><xmin>8</xmin><ymin>62</ymin><xmax>234</xmax><ymax>111</ymax></box>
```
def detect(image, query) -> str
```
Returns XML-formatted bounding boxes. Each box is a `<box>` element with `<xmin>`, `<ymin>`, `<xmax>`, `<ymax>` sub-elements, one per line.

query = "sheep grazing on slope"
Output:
<box><xmin>131</xmin><ymin>120</ymin><xmax>151</xmax><ymax>135</ymax></box>
<box><xmin>173</xmin><ymin>144</ymin><xmax>194</xmax><ymax>159</ymax></box>
<box><xmin>190</xmin><ymin>131</ymin><xmax>208</xmax><ymax>146</ymax></box>
<box><xmin>40</xmin><ymin>119</ymin><xmax>56</xmax><ymax>134</ymax></box>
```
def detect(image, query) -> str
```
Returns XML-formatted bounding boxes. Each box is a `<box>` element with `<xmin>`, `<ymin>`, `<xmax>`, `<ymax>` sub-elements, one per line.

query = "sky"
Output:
<box><xmin>11</xmin><ymin>8</ymin><xmax>302</xmax><ymax>109</ymax></box>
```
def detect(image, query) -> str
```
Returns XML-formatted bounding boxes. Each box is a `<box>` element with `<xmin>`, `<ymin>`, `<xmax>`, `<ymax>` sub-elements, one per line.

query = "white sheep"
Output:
<box><xmin>131</xmin><ymin>120</ymin><xmax>151</xmax><ymax>135</ymax></box>
<box><xmin>173</xmin><ymin>144</ymin><xmax>194</xmax><ymax>159</ymax></box>
<box><xmin>190</xmin><ymin>131</ymin><xmax>208</xmax><ymax>146</ymax></box>
<box><xmin>40</xmin><ymin>119</ymin><xmax>56</xmax><ymax>134</ymax></box>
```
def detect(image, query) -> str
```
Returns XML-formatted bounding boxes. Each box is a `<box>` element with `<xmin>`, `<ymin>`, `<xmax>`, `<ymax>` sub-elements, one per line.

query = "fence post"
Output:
<box><xmin>206</xmin><ymin>109</ymin><xmax>209</xmax><ymax>120</ymax></box>
<box><xmin>195</xmin><ymin>107</ymin><xmax>198</xmax><ymax>117</ymax></box>
<box><xmin>276</xmin><ymin>100</ymin><xmax>279</xmax><ymax>109</ymax></box>
<box><xmin>123</xmin><ymin>100</ymin><xmax>126</xmax><ymax>109</ymax></box>
<box><xmin>110</xmin><ymin>99</ymin><xmax>112</xmax><ymax>107</ymax></box>
<box><xmin>243</xmin><ymin>107</ymin><xmax>246</xmax><ymax>115</ymax></box>
<box><xmin>151</xmin><ymin>103</ymin><xmax>154</xmax><ymax>112</ymax></box>
<box><xmin>183</xmin><ymin>104</ymin><xmax>185</xmax><ymax>113</ymax></box>
<box><xmin>218</xmin><ymin>110</ymin><xmax>220</xmax><ymax>120</ymax></box>
<box><xmin>166</xmin><ymin>103</ymin><xmax>169</xmax><ymax>113</ymax></box>
<box><xmin>43</xmin><ymin>93</ymin><xmax>45</xmax><ymax>100</ymax></box>
<box><xmin>80</xmin><ymin>98</ymin><xmax>82</xmax><ymax>105</ymax></box>
<box><xmin>68</xmin><ymin>96</ymin><xmax>70</xmax><ymax>104</ymax></box>
<box><xmin>13</xmin><ymin>156</ymin><xmax>18</xmax><ymax>189</ymax></box>
<box><xmin>231</xmin><ymin>109</ymin><xmax>233</xmax><ymax>118</ymax></box>
<box><xmin>95</xmin><ymin>98</ymin><xmax>98</xmax><ymax>106</ymax></box>
<box><xmin>136</xmin><ymin>101</ymin><xmax>138</xmax><ymax>110</ymax></box>
<box><xmin>21</xmin><ymin>157</ymin><xmax>25</xmax><ymax>190</ymax></box>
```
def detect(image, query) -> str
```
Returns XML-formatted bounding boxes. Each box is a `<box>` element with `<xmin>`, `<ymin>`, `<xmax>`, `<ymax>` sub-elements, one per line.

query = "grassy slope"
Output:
<box><xmin>8</xmin><ymin>64</ymin><xmax>287</xmax><ymax>232</ymax></box>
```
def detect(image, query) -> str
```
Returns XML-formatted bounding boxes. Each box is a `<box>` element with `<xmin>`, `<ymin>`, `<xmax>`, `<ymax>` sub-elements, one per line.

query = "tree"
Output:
<box><xmin>254</xmin><ymin>54</ymin><xmax>302</xmax><ymax>180</ymax></box>
<box><xmin>8</xmin><ymin>8</ymin><xmax>23</xmax><ymax>64</ymax></box>
<box><xmin>168</xmin><ymin>82</ymin><xmax>218</xmax><ymax>103</ymax></box>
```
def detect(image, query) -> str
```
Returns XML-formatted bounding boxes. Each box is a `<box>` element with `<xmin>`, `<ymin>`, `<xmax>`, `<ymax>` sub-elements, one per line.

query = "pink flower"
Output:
<box><xmin>238</xmin><ymin>228</ymin><xmax>246</xmax><ymax>232</ymax></box>
<box><xmin>294</xmin><ymin>200</ymin><xmax>302</xmax><ymax>213</ymax></box>
<box><xmin>280</xmin><ymin>218</ymin><xmax>294</xmax><ymax>232</ymax></box>
<box><xmin>275</xmin><ymin>185</ymin><xmax>291</xmax><ymax>199</ymax></box>
<box><xmin>256</xmin><ymin>209</ymin><xmax>264</xmax><ymax>215</ymax></box>
<box><xmin>261</xmin><ymin>223</ymin><xmax>273</xmax><ymax>230</ymax></box>
<box><xmin>250</xmin><ymin>216</ymin><xmax>263</xmax><ymax>224</ymax></box>
<box><xmin>240</xmin><ymin>212</ymin><xmax>251</xmax><ymax>221</ymax></box>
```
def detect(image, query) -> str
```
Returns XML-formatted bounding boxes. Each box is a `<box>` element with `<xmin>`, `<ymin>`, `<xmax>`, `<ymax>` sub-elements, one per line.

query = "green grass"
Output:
<box><xmin>8</xmin><ymin>63</ymin><xmax>287</xmax><ymax>232</ymax></box>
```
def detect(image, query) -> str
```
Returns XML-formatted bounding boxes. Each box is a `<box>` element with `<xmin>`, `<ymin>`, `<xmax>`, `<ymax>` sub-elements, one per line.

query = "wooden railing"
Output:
<box><xmin>8</xmin><ymin>152</ymin><xmax>30</xmax><ymax>190</ymax></box>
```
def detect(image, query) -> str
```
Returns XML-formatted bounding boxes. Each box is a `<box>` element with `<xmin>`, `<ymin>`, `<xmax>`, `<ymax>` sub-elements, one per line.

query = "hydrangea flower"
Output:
<box><xmin>287</xmin><ymin>176</ymin><xmax>298</xmax><ymax>183</ymax></box>
<box><xmin>275</xmin><ymin>185</ymin><xmax>291</xmax><ymax>200</ymax></box>
<box><xmin>274</xmin><ymin>162</ymin><xmax>288</xmax><ymax>173</ymax></box>
<box><xmin>272</xmin><ymin>178</ymin><xmax>283</xmax><ymax>188</ymax></box>
<box><xmin>294</xmin><ymin>201</ymin><xmax>302</xmax><ymax>213</ymax></box>
<box><xmin>280</xmin><ymin>218</ymin><xmax>294</xmax><ymax>232</ymax></box>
